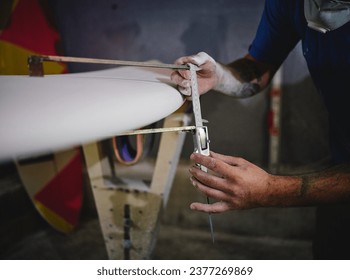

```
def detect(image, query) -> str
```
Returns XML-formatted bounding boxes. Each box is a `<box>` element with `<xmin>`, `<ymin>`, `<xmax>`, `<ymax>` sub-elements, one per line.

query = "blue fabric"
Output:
<box><xmin>249</xmin><ymin>0</ymin><xmax>350</xmax><ymax>163</ymax></box>
<box><xmin>116</xmin><ymin>136</ymin><xmax>136</xmax><ymax>162</ymax></box>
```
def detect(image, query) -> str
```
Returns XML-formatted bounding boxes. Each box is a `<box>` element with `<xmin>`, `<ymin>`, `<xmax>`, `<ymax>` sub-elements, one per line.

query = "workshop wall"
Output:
<box><xmin>0</xmin><ymin>0</ymin><xmax>331</xmax><ymax>258</ymax></box>
<box><xmin>50</xmin><ymin>0</ymin><xmax>330</xmax><ymax>169</ymax></box>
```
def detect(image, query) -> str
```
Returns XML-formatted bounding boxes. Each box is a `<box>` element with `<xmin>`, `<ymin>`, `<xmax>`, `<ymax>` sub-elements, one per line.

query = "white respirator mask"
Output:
<box><xmin>304</xmin><ymin>0</ymin><xmax>350</xmax><ymax>33</ymax></box>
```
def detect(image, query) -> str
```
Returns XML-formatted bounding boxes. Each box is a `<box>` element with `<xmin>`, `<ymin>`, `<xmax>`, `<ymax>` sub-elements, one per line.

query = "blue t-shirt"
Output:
<box><xmin>249</xmin><ymin>0</ymin><xmax>350</xmax><ymax>163</ymax></box>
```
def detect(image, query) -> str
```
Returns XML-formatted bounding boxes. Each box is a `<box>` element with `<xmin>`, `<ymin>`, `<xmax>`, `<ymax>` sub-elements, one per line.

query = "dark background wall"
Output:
<box><xmin>49</xmin><ymin>0</ymin><xmax>330</xmax><ymax>169</ymax></box>
<box><xmin>48</xmin><ymin>0</ymin><xmax>331</xmax><ymax>246</ymax></box>
<box><xmin>0</xmin><ymin>0</ymin><xmax>332</xmax><ymax>259</ymax></box>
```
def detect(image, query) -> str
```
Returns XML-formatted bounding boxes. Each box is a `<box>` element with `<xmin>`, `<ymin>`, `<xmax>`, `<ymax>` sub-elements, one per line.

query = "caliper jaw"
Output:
<box><xmin>192</xmin><ymin>126</ymin><xmax>215</xmax><ymax>243</ymax></box>
<box><xmin>192</xmin><ymin>126</ymin><xmax>210</xmax><ymax>167</ymax></box>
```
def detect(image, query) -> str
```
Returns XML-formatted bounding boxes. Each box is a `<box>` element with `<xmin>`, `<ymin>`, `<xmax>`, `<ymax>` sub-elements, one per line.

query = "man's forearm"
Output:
<box><xmin>267</xmin><ymin>164</ymin><xmax>350</xmax><ymax>207</ymax></box>
<box><xmin>215</xmin><ymin>54</ymin><xmax>277</xmax><ymax>97</ymax></box>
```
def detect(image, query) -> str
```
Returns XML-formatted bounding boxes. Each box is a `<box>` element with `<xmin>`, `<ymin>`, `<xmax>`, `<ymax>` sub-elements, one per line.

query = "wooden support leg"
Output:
<box><xmin>151</xmin><ymin>113</ymin><xmax>191</xmax><ymax>206</ymax></box>
<box><xmin>82</xmin><ymin>111</ymin><xmax>191</xmax><ymax>259</ymax></box>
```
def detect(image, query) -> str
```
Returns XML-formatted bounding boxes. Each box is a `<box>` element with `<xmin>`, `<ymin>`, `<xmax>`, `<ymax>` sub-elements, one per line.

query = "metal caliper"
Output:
<box><xmin>188</xmin><ymin>64</ymin><xmax>214</xmax><ymax>243</ymax></box>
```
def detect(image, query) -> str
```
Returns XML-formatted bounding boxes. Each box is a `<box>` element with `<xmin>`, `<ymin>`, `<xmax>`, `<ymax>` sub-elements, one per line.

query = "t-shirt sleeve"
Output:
<box><xmin>249</xmin><ymin>0</ymin><xmax>300</xmax><ymax>66</ymax></box>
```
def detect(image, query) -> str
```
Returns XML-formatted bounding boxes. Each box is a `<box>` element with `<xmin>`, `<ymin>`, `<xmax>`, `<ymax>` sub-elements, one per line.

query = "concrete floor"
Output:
<box><xmin>0</xmin><ymin>159</ymin><xmax>314</xmax><ymax>260</ymax></box>
<box><xmin>0</xmin><ymin>217</ymin><xmax>312</xmax><ymax>260</ymax></box>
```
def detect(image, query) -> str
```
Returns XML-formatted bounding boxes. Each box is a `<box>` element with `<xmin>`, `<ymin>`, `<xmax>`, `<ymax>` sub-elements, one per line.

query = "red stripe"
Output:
<box><xmin>269</xmin><ymin>88</ymin><xmax>281</xmax><ymax>97</ymax></box>
<box><xmin>34</xmin><ymin>151</ymin><xmax>83</xmax><ymax>225</ymax></box>
<box><xmin>0</xmin><ymin>0</ymin><xmax>59</xmax><ymax>55</ymax></box>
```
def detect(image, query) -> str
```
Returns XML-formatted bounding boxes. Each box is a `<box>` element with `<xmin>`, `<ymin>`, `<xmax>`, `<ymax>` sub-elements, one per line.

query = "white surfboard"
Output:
<box><xmin>0</xmin><ymin>66</ymin><xmax>184</xmax><ymax>161</ymax></box>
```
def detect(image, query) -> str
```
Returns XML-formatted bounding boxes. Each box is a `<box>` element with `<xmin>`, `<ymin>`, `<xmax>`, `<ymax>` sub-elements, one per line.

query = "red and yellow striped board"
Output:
<box><xmin>1</xmin><ymin>0</ymin><xmax>83</xmax><ymax>233</ymax></box>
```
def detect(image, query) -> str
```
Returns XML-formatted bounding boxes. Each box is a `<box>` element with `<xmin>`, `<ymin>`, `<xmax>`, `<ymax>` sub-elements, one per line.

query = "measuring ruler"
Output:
<box><xmin>27</xmin><ymin>55</ymin><xmax>190</xmax><ymax>76</ymax></box>
<box><xmin>189</xmin><ymin>64</ymin><xmax>214</xmax><ymax>243</ymax></box>
<box><xmin>28</xmin><ymin>55</ymin><xmax>214</xmax><ymax>242</ymax></box>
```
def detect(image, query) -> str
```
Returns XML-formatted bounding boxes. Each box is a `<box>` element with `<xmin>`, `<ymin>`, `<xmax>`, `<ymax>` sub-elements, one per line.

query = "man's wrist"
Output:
<box><xmin>264</xmin><ymin>174</ymin><xmax>304</xmax><ymax>207</ymax></box>
<box><xmin>213</xmin><ymin>63</ymin><xmax>259</xmax><ymax>98</ymax></box>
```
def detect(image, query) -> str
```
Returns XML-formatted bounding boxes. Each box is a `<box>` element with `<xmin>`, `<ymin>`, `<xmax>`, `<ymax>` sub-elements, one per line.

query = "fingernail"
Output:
<box><xmin>182</xmin><ymin>80</ymin><xmax>190</xmax><ymax>88</ymax></box>
<box><xmin>190</xmin><ymin>176</ymin><xmax>196</xmax><ymax>187</ymax></box>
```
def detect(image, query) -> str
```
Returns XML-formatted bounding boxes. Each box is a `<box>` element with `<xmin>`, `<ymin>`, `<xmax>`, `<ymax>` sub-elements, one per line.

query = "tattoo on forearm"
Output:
<box><xmin>299</xmin><ymin>164</ymin><xmax>350</xmax><ymax>203</ymax></box>
<box><xmin>228</xmin><ymin>58</ymin><xmax>262</xmax><ymax>83</ymax></box>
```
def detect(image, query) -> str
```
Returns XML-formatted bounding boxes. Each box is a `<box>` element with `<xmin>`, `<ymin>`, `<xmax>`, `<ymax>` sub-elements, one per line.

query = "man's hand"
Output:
<box><xmin>171</xmin><ymin>52</ymin><xmax>271</xmax><ymax>98</ymax></box>
<box><xmin>189</xmin><ymin>150</ymin><xmax>350</xmax><ymax>213</ymax></box>
<box><xmin>171</xmin><ymin>52</ymin><xmax>219</xmax><ymax>96</ymax></box>
<box><xmin>189</xmin><ymin>151</ymin><xmax>271</xmax><ymax>213</ymax></box>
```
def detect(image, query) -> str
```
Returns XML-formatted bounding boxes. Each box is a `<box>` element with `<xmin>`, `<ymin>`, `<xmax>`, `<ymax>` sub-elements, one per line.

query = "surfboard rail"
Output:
<box><xmin>0</xmin><ymin>66</ymin><xmax>184</xmax><ymax>161</ymax></box>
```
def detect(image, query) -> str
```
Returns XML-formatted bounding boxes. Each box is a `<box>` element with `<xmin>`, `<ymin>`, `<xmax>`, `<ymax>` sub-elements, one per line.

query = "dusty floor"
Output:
<box><xmin>0</xmin><ymin>217</ymin><xmax>312</xmax><ymax>260</ymax></box>
<box><xmin>0</xmin><ymin>160</ymin><xmax>313</xmax><ymax>260</ymax></box>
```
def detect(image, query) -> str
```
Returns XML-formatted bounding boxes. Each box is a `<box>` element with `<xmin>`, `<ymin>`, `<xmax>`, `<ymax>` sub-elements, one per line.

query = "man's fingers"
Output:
<box><xmin>190</xmin><ymin>175</ymin><xmax>229</xmax><ymax>200</ymax></box>
<box><xmin>189</xmin><ymin>167</ymin><xmax>229</xmax><ymax>194</ymax></box>
<box><xmin>190</xmin><ymin>52</ymin><xmax>213</xmax><ymax>66</ymax></box>
<box><xmin>175</xmin><ymin>52</ymin><xmax>212</xmax><ymax>66</ymax></box>
<box><xmin>174</xmin><ymin>56</ymin><xmax>196</xmax><ymax>80</ymax></box>
<box><xmin>174</xmin><ymin>53</ymin><xmax>207</xmax><ymax>67</ymax></box>
<box><xmin>178</xmin><ymin>86</ymin><xmax>191</xmax><ymax>96</ymax></box>
<box><xmin>210</xmin><ymin>151</ymin><xmax>244</xmax><ymax>166</ymax></box>
<box><xmin>170</xmin><ymin>71</ymin><xmax>190</xmax><ymax>87</ymax></box>
<box><xmin>190</xmin><ymin>152</ymin><xmax>235</xmax><ymax>178</ymax></box>
<box><xmin>172</xmin><ymin>52</ymin><xmax>215</xmax><ymax>97</ymax></box>
<box><xmin>170</xmin><ymin>71</ymin><xmax>191</xmax><ymax>96</ymax></box>
<box><xmin>190</xmin><ymin>201</ymin><xmax>231</xmax><ymax>213</ymax></box>
<box><xmin>174</xmin><ymin>55</ymin><xmax>193</xmax><ymax>66</ymax></box>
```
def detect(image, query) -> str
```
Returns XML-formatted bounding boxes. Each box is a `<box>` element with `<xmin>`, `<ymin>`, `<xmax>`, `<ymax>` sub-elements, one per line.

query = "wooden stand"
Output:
<box><xmin>82</xmin><ymin>109</ymin><xmax>191</xmax><ymax>259</ymax></box>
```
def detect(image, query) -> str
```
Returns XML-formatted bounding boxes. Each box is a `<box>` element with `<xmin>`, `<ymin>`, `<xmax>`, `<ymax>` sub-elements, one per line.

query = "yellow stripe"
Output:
<box><xmin>12</xmin><ymin>0</ymin><xmax>20</xmax><ymax>11</ymax></box>
<box><xmin>34</xmin><ymin>200</ymin><xmax>74</xmax><ymax>233</ymax></box>
<box><xmin>0</xmin><ymin>41</ymin><xmax>65</xmax><ymax>75</ymax></box>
